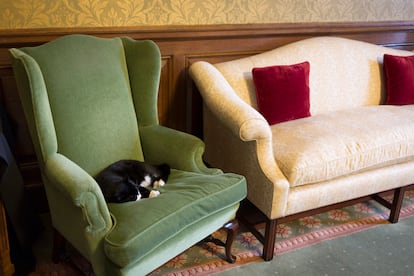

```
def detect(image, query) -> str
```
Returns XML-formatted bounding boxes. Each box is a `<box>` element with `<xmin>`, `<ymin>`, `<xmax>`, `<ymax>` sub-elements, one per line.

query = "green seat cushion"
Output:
<box><xmin>104</xmin><ymin>170</ymin><xmax>246</xmax><ymax>267</ymax></box>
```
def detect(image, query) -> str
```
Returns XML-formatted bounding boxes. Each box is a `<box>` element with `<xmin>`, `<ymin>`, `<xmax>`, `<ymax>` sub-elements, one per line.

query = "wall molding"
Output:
<box><xmin>1</xmin><ymin>21</ymin><xmax>414</xmax><ymax>40</ymax></box>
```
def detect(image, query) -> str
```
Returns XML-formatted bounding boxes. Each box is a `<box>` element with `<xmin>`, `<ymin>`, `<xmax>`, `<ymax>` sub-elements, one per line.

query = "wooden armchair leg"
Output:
<box><xmin>201</xmin><ymin>219</ymin><xmax>239</xmax><ymax>263</ymax></box>
<box><xmin>262</xmin><ymin>218</ymin><xmax>278</xmax><ymax>261</ymax></box>
<box><xmin>223</xmin><ymin>219</ymin><xmax>239</xmax><ymax>263</ymax></box>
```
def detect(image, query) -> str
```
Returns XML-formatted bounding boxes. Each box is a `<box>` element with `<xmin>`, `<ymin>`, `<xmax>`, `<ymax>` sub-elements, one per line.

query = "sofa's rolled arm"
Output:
<box><xmin>190</xmin><ymin>61</ymin><xmax>272</xmax><ymax>142</ymax></box>
<box><xmin>44</xmin><ymin>153</ymin><xmax>113</xmax><ymax>233</ymax></box>
<box><xmin>139</xmin><ymin>125</ymin><xmax>221</xmax><ymax>174</ymax></box>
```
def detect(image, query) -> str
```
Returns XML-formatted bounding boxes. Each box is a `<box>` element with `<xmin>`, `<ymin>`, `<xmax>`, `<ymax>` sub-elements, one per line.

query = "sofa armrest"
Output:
<box><xmin>139</xmin><ymin>125</ymin><xmax>221</xmax><ymax>174</ymax></box>
<box><xmin>44</xmin><ymin>153</ymin><xmax>112</xmax><ymax>233</ymax></box>
<box><xmin>190</xmin><ymin>61</ymin><xmax>271</xmax><ymax>142</ymax></box>
<box><xmin>190</xmin><ymin>61</ymin><xmax>291</xmax><ymax>218</ymax></box>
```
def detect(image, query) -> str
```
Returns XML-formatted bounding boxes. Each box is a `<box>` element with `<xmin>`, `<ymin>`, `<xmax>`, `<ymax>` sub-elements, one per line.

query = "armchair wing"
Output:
<box><xmin>139</xmin><ymin>124</ymin><xmax>221</xmax><ymax>174</ymax></box>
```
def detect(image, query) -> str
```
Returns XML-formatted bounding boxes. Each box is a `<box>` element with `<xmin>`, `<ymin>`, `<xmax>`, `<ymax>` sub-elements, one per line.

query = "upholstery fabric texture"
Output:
<box><xmin>252</xmin><ymin>61</ymin><xmax>310</xmax><ymax>125</ymax></box>
<box><xmin>272</xmin><ymin>105</ymin><xmax>414</xmax><ymax>187</ymax></box>
<box><xmin>384</xmin><ymin>53</ymin><xmax>414</xmax><ymax>105</ymax></box>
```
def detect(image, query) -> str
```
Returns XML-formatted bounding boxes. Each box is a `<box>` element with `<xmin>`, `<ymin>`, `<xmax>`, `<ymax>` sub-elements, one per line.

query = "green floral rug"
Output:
<box><xmin>30</xmin><ymin>189</ymin><xmax>414</xmax><ymax>276</ymax></box>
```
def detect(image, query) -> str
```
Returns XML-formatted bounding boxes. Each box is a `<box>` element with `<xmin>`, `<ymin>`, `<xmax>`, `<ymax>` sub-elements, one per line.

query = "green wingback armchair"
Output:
<box><xmin>10</xmin><ymin>34</ymin><xmax>246</xmax><ymax>275</ymax></box>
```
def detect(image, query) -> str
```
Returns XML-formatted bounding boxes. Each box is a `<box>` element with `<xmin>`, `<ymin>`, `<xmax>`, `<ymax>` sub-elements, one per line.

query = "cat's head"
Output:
<box><xmin>157</xmin><ymin>163</ymin><xmax>171</xmax><ymax>182</ymax></box>
<box><xmin>151</xmin><ymin>163</ymin><xmax>171</xmax><ymax>189</ymax></box>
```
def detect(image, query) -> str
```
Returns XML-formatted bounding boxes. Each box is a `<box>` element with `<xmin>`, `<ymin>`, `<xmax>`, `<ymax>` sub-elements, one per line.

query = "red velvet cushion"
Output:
<box><xmin>384</xmin><ymin>54</ymin><xmax>414</xmax><ymax>105</ymax></box>
<box><xmin>252</xmin><ymin>61</ymin><xmax>311</xmax><ymax>125</ymax></box>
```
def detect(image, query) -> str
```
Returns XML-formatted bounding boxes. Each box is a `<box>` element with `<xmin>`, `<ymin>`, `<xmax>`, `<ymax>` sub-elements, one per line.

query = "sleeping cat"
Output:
<box><xmin>95</xmin><ymin>159</ymin><xmax>170</xmax><ymax>203</ymax></box>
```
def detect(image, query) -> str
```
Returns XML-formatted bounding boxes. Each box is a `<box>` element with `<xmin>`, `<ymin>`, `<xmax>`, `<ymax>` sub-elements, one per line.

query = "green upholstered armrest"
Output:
<box><xmin>44</xmin><ymin>153</ymin><xmax>112</xmax><ymax>233</ymax></box>
<box><xmin>139</xmin><ymin>125</ymin><xmax>221</xmax><ymax>175</ymax></box>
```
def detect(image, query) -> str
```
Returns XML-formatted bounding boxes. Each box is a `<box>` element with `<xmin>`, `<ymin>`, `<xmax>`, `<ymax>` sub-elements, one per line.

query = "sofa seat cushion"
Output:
<box><xmin>272</xmin><ymin>105</ymin><xmax>414</xmax><ymax>187</ymax></box>
<box><xmin>104</xmin><ymin>169</ymin><xmax>246</xmax><ymax>267</ymax></box>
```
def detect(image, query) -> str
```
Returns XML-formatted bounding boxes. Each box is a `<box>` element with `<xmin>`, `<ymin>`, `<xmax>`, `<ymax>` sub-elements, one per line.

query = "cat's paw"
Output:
<box><xmin>140</xmin><ymin>175</ymin><xmax>152</xmax><ymax>187</ymax></box>
<box><xmin>153</xmin><ymin>179</ymin><xmax>165</xmax><ymax>189</ymax></box>
<box><xmin>149</xmin><ymin>190</ymin><xmax>160</xmax><ymax>198</ymax></box>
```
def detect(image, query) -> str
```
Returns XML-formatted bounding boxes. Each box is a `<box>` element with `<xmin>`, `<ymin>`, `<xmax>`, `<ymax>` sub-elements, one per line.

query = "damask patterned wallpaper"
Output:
<box><xmin>1</xmin><ymin>0</ymin><xmax>413</xmax><ymax>29</ymax></box>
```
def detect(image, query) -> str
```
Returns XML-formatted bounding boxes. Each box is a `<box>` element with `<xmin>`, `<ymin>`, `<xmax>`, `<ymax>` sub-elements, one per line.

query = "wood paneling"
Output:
<box><xmin>1</xmin><ymin>21</ymin><xmax>414</xmax><ymax>211</ymax></box>
<box><xmin>0</xmin><ymin>200</ymin><xmax>14</xmax><ymax>276</ymax></box>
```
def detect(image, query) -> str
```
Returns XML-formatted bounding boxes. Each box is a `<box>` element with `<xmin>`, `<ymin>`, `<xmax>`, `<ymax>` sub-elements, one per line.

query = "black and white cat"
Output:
<box><xmin>95</xmin><ymin>160</ymin><xmax>170</xmax><ymax>203</ymax></box>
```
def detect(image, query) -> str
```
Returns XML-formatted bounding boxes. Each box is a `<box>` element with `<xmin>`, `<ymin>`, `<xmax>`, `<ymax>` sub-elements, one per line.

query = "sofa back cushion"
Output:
<box><xmin>214</xmin><ymin>37</ymin><xmax>414</xmax><ymax>116</ymax></box>
<box><xmin>384</xmin><ymin>54</ymin><xmax>414</xmax><ymax>105</ymax></box>
<box><xmin>252</xmin><ymin>61</ymin><xmax>311</xmax><ymax>124</ymax></box>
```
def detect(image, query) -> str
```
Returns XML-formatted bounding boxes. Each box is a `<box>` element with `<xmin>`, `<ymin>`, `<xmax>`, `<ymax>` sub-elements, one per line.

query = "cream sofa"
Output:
<box><xmin>190</xmin><ymin>37</ymin><xmax>414</xmax><ymax>261</ymax></box>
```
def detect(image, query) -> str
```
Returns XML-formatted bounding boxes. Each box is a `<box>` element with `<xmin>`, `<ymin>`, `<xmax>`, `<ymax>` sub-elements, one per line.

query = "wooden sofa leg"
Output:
<box><xmin>262</xmin><ymin>218</ymin><xmax>278</xmax><ymax>261</ymax></box>
<box><xmin>389</xmin><ymin>187</ymin><xmax>406</xmax><ymax>223</ymax></box>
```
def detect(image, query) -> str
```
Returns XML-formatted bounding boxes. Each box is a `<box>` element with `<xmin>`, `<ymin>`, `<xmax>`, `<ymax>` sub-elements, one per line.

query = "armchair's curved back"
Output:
<box><xmin>122</xmin><ymin>37</ymin><xmax>161</xmax><ymax>127</ymax></box>
<box><xmin>11</xmin><ymin>35</ymin><xmax>161</xmax><ymax>176</ymax></box>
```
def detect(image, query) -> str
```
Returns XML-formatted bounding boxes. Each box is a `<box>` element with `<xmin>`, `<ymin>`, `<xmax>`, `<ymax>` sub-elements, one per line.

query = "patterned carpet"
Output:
<box><xmin>29</xmin><ymin>189</ymin><xmax>414</xmax><ymax>276</ymax></box>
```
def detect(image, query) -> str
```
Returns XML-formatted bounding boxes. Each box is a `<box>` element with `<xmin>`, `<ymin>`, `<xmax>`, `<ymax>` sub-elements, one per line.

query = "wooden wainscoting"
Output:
<box><xmin>0</xmin><ymin>200</ymin><xmax>14</xmax><ymax>276</ymax></box>
<box><xmin>1</xmin><ymin>21</ymin><xmax>414</xmax><ymax>211</ymax></box>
